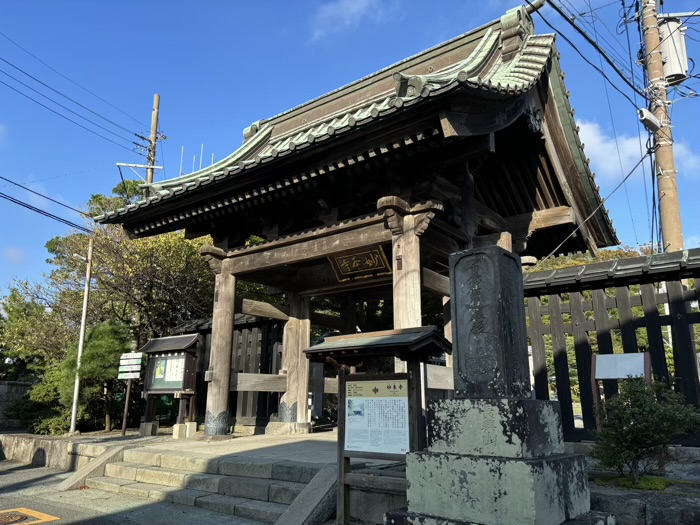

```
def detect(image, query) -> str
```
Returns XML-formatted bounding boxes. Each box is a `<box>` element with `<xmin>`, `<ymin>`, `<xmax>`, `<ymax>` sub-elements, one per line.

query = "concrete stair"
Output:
<box><xmin>84</xmin><ymin>448</ymin><xmax>328</xmax><ymax>524</ymax></box>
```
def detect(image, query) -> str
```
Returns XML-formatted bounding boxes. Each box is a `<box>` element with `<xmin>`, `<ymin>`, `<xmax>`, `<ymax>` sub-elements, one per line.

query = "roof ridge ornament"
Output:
<box><xmin>500</xmin><ymin>5</ymin><xmax>535</xmax><ymax>61</ymax></box>
<box><xmin>243</xmin><ymin>120</ymin><xmax>262</xmax><ymax>142</ymax></box>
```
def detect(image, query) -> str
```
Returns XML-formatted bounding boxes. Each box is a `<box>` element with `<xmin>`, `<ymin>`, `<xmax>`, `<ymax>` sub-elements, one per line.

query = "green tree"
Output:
<box><xmin>592</xmin><ymin>380</ymin><xmax>700</xmax><ymax>484</ymax></box>
<box><xmin>59</xmin><ymin>321</ymin><xmax>132</xmax><ymax>431</ymax></box>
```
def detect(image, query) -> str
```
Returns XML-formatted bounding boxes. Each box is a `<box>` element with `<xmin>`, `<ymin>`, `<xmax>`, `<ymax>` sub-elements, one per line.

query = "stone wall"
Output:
<box><xmin>0</xmin><ymin>381</ymin><xmax>31</xmax><ymax>430</ymax></box>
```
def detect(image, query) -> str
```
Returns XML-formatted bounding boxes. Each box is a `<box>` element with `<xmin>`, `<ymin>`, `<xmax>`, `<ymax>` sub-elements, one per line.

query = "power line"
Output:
<box><xmin>621</xmin><ymin>0</ymin><xmax>653</xmax><ymax>244</ymax></box>
<box><xmin>525</xmin><ymin>1</ymin><xmax>641</xmax><ymax>108</ymax></box>
<box><xmin>0</xmin><ymin>29</ymin><xmax>148</xmax><ymax>129</ymax></box>
<box><xmin>536</xmin><ymin>0</ymin><xmax>647</xmax><ymax>98</ymax></box>
<box><xmin>584</xmin><ymin>0</ymin><xmax>639</xmax><ymax>245</ymax></box>
<box><xmin>0</xmin><ymin>191</ymin><xmax>91</xmax><ymax>233</ymax></box>
<box><xmin>0</xmin><ymin>78</ymin><xmax>146</xmax><ymax>156</ymax></box>
<box><xmin>0</xmin><ymin>68</ymin><xmax>139</xmax><ymax>147</ymax></box>
<box><xmin>0</xmin><ymin>54</ymin><xmax>146</xmax><ymax>140</ymax></box>
<box><xmin>558</xmin><ymin>0</ymin><xmax>645</xmax><ymax>85</ymax></box>
<box><xmin>0</xmin><ymin>168</ymin><xmax>98</xmax><ymax>189</ymax></box>
<box><xmin>644</xmin><ymin>7</ymin><xmax>700</xmax><ymax>60</ymax></box>
<box><xmin>533</xmin><ymin>149</ymin><xmax>652</xmax><ymax>269</ymax></box>
<box><xmin>0</xmin><ymin>175</ymin><xmax>89</xmax><ymax>217</ymax></box>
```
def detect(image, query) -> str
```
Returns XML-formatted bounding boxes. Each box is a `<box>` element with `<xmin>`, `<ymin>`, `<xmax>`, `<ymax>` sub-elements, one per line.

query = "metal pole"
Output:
<box><xmin>146</xmin><ymin>94</ymin><xmax>160</xmax><ymax>185</ymax></box>
<box><xmin>69</xmin><ymin>236</ymin><xmax>94</xmax><ymax>434</ymax></box>
<box><xmin>121</xmin><ymin>378</ymin><xmax>132</xmax><ymax>436</ymax></box>
<box><xmin>641</xmin><ymin>0</ymin><xmax>684</xmax><ymax>252</ymax></box>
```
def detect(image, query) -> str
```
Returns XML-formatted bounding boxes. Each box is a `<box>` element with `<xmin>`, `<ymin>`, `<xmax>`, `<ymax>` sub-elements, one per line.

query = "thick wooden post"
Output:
<box><xmin>204</xmin><ymin>259</ymin><xmax>236</xmax><ymax>435</ymax></box>
<box><xmin>279</xmin><ymin>293</ymin><xmax>312</xmax><ymax>429</ymax></box>
<box><xmin>378</xmin><ymin>196</ymin><xmax>443</xmax><ymax>373</ymax></box>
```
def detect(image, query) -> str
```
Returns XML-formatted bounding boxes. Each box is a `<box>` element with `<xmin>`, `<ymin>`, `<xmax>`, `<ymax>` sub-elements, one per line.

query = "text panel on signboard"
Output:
<box><xmin>345</xmin><ymin>379</ymin><xmax>409</xmax><ymax>455</ymax></box>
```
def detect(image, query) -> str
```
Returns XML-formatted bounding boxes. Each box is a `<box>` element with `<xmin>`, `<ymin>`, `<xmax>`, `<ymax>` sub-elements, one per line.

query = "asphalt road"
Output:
<box><xmin>0</xmin><ymin>461</ymin><xmax>235</xmax><ymax>524</ymax></box>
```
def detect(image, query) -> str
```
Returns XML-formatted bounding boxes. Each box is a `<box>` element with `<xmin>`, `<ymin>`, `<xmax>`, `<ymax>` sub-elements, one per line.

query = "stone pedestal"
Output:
<box><xmin>404</xmin><ymin>400</ymin><xmax>588</xmax><ymax>525</ymax></box>
<box><xmin>385</xmin><ymin>245</ymin><xmax>606</xmax><ymax>525</ymax></box>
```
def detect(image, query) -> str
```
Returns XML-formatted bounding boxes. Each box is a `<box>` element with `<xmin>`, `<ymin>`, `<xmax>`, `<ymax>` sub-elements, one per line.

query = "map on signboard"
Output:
<box><xmin>344</xmin><ymin>379</ymin><xmax>409</xmax><ymax>455</ymax></box>
<box><xmin>328</xmin><ymin>245</ymin><xmax>391</xmax><ymax>282</ymax></box>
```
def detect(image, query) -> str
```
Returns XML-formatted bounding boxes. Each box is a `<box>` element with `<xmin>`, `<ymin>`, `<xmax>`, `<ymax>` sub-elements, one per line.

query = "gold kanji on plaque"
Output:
<box><xmin>328</xmin><ymin>245</ymin><xmax>391</xmax><ymax>282</ymax></box>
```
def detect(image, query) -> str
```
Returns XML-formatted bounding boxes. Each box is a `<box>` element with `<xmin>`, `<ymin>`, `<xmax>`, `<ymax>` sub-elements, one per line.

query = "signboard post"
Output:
<box><xmin>118</xmin><ymin>352</ymin><xmax>145</xmax><ymax>436</ymax></box>
<box><xmin>337</xmin><ymin>371</ymin><xmax>413</xmax><ymax>524</ymax></box>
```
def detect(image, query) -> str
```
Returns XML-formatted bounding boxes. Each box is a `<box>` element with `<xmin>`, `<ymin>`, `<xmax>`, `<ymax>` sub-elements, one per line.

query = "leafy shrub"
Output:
<box><xmin>592</xmin><ymin>379</ymin><xmax>700</xmax><ymax>484</ymax></box>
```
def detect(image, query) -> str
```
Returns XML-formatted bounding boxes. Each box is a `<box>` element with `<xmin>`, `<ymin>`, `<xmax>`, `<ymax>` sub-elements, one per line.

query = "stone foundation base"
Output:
<box><xmin>233</xmin><ymin>424</ymin><xmax>267</xmax><ymax>435</ymax></box>
<box><xmin>406</xmin><ymin>452</ymin><xmax>589</xmax><ymax>525</ymax></box>
<box><xmin>385</xmin><ymin>509</ymin><xmax>615</xmax><ymax>525</ymax></box>
<box><xmin>264</xmin><ymin>422</ymin><xmax>311</xmax><ymax>435</ymax></box>
<box><xmin>428</xmin><ymin>398</ymin><xmax>564</xmax><ymax>458</ymax></box>
<box><xmin>139</xmin><ymin>421</ymin><xmax>159</xmax><ymax>436</ymax></box>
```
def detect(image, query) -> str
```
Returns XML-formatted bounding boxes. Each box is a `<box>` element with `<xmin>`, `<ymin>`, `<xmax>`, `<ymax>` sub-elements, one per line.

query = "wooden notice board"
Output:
<box><xmin>337</xmin><ymin>368</ymin><xmax>424</xmax><ymax>524</ymax></box>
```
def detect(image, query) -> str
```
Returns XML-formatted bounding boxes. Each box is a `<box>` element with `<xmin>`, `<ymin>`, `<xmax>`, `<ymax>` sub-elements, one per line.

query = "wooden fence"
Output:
<box><xmin>523</xmin><ymin>249</ymin><xmax>700</xmax><ymax>441</ymax></box>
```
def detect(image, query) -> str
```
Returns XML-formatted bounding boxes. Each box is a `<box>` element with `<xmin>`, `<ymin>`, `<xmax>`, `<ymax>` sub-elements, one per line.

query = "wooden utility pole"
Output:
<box><xmin>146</xmin><ymin>94</ymin><xmax>160</xmax><ymax>185</ymax></box>
<box><xmin>641</xmin><ymin>0</ymin><xmax>683</xmax><ymax>252</ymax></box>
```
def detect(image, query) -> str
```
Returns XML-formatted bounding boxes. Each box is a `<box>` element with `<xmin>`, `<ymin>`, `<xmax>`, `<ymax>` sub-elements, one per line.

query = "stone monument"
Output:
<box><xmin>385</xmin><ymin>246</ymin><xmax>613</xmax><ymax>525</ymax></box>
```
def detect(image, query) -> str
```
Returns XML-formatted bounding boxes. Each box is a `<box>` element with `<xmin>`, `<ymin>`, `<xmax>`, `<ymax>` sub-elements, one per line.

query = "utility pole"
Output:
<box><xmin>69</xmin><ymin>236</ymin><xmax>94</xmax><ymax>434</ymax></box>
<box><xmin>146</xmin><ymin>94</ymin><xmax>160</xmax><ymax>185</ymax></box>
<box><xmin>640</xmin><ymin>0</ymin><xmax>683</xmax><ymax>252</ymax></box>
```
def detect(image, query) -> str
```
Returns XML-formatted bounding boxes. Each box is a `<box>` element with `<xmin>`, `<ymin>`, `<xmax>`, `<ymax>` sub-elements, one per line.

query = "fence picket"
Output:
<box><xmin>569</xmin><ymin>292</ymin><xmax>596</xmax><ymax>430</ymax></box>
<box><xmin>549</xmin><ymin>294</ymin><xmax>575</xmax><ymax>436</ymax></box>
<box><xmin>527</xmin><ymin>296</ymin><xmax>549</xmax><ymax>400</ymax></box>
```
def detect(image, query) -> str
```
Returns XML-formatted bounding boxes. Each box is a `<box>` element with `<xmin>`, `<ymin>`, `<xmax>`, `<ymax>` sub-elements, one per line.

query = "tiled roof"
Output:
<box><xmin>523</xmin><ymin>248</ymin><xmax>700</xmax><ymax>292</ymax></box>
<box><xmin>96</xmin><ymin>5</ymin><xmax>556</xmax><ymax>224</ymax></box>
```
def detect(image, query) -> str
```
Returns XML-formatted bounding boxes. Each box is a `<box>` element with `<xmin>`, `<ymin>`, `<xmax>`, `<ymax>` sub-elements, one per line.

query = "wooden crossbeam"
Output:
<box><xmin>221</xmin><ymin>221</ymin><xmax>392</xmax><ymax>275</ymax></box>
<box><xmin>422</xmin><ymin>268</ymin><xmax>450</xmax><ymax>296</ymax></box>
<box><xmin>505</xmin><ymin>206</ymin><xmax>575</xmax><ymax>237</ymax></box>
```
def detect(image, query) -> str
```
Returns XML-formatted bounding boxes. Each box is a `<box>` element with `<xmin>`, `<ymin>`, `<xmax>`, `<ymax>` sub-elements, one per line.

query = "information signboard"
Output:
<box><xmin>344</xmin><ymin>378</ymin><xmax>409</xmax><ymax>455</ymax></box>
<box><xmin>149</xmin><ymin>355</ymin><xmax>187</xmax><ymax>390</ymax></box>
<box><xmin>118</xmin><ymin>352</ymin><xmax>145</xmax><ymax>380</ymax></box>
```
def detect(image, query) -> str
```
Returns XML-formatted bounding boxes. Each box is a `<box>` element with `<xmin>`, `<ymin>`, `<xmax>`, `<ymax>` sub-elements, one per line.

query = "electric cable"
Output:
<box><xmin>0</xmin><ymin>29</ymin><xmax>148</xmax><ymax>129</ymax></box>
<box><xmin>533</xmin><ymin>150</ymin><xmax>652</xmax><ymax>269</ymax></box>
<box><xmin>621</xmin><ymin>0</ymin><xmax>654</xmax><ymax>243</ymax></box>
<box><xmin>0</xmin><ymin>191</ymin><xmax>91</xmax><ymax>233</ymax></box>
<box><xmin>0</xmin><ymin>54</ymin><xmax>146</xmax><ymax>140</ymax></box>
<box><xmin>525</xmin><ymin>0</ymin><xmax>642</xmax><ymax>108</ymax></box>
<box><xmin>0</xmin><ymin>68</ymin><xmax>138</xmax><ymax>146</ymax></box>
<box><xmin>584</xmin><ymin>0</ymin><xmax>639</xmax><ymax>246</ymax></box>
<box><xmin>644</xmin><ymin>8</ymin><xmax>700</xmax><ymax>61</ymax></box>
<box><xmin>0</xmin><ymin>78</ymin><xmax>146</xmax><ymax>156</ymax></box>
<box><xmin>0</xmin><ymin>175</ymin><xmax>89</xmax><ymax>217</ymax></box>
<box><xmin>529</xmin><ymin>0</ymin><xmax>647</xmax><ymax>98</ymax></box>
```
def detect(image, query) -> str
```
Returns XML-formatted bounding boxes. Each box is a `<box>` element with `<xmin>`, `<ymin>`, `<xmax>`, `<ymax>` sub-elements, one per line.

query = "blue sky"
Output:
<box><xmin>1</xmin><ymin>0</ymin><xmax>699</xmax><ymax>291</ymax></box>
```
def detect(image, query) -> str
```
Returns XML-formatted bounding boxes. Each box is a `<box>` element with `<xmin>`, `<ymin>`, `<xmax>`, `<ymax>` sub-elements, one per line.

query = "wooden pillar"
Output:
<box><xmin>279</xmin><ymin>293</ymin><xmax>312</xmax><ymax>427</ymax></box>
<box><xmin>204</xmin><ymin>263</ymin><xmax>236</xmax><ymax>435</ymax></box>
<box><xmin>378</xmin><ymin>196</ymin><xmax>443</xmax><ymax>372</ymax></box>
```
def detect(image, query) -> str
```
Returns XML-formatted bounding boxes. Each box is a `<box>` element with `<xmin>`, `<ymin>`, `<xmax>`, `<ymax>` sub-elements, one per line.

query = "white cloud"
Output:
<box><xmin>685</xmin><ymin>235</ymin><xmax>700</xmax><ymax>248</ymax></box>
<box><xmin>578</xmin><ymin>119</ymin><xmax>700</xmax><ymax>185</ymax></box>
<box><xmin>675</xmin><ymin>141</ymin><xmax>700</xmax><ymax>180</ymax></box>
<box><xmin>311</xmin><ymin>0</ymin><xmax>387</xmax><ymax>41</ymax></box>
<box><xmin>3</xmin><ymin>247</ymin><xmax>25</xmax><ymax>265</ymax></box>
<box><xmin>577</xmin><ymin>120</ymin><xmax>647</xmax><ymax>183</ymax></box>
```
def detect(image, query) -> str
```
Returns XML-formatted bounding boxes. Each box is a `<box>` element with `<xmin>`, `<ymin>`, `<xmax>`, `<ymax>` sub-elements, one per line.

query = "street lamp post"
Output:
<box><xmin>69</xmin><ymin>236</ymin><xmax>94</xmax><ymax>434</ymax></box>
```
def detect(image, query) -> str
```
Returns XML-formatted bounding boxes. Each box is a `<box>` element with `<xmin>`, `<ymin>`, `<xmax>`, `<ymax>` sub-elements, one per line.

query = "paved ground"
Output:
<box><xmin>0</xmin><ymin>431</ymin><xmax>346</xmax><ymax>524</ymax></box>
<box><xmin>0</xmin><ymin>460</ymin><xmax>256</xmax><ymax>524</ymax></box>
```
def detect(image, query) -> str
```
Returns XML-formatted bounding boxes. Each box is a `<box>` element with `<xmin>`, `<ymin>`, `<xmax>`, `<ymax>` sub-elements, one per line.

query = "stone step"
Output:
<box><xmin>103</xmin><ymin>462</ymin><xmax>305</xmax><ymax>503</ymax></box>
<box><xmin>121</xmin><ymin>448</ymin><xmax>327</xmax><ymax>482</ymax></box>
<box><xmin>85</xmin><ymin>477</ymin><xmax>280</xmax><ymax>523</ymax></box>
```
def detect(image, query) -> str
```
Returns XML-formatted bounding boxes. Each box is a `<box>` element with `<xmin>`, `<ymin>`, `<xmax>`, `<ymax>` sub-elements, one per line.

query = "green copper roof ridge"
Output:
<box><xmin>148</xmin><ymin>124</ymin><xmax>273</xmax><ymax>190</ymax></box>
